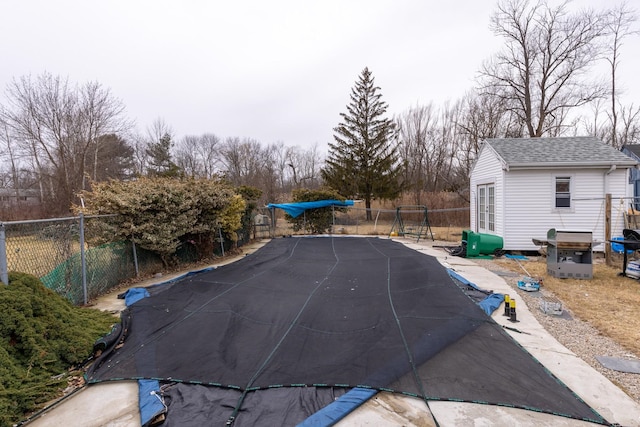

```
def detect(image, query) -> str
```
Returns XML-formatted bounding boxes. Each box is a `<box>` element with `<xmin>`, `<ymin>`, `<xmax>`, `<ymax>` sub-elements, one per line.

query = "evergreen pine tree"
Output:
<box><xmin>146</xmin><ymin>132</ymin><xmax>181</xmax><ymax>177</ymax></box>
<box><xmin>322</xmin><ymin>67</ymin><xmax>400</xmax><ymax>220</ymax></box>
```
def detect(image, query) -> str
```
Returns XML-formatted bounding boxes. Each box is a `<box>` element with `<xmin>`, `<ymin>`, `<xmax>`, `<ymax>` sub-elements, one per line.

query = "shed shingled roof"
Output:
<box><xmin>484</xmin><ymin>137</ymin><xmax>637</xmax><ymax>168</ymax></box>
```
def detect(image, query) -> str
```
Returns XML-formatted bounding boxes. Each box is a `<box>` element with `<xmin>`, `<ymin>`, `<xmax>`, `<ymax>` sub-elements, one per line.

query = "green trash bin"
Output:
<box><xmin>462</xmin><ymin>229</ymin><xmax>480</xmax><ymax>257</ymax></box>
<box><xmin>462</xmin><ymin>230</ymin><xmax>503</xmax><ymax>257</ymax></box>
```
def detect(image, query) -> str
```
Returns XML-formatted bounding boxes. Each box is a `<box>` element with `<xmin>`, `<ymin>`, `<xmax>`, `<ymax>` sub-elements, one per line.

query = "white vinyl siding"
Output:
<box><xmin>502</xmin><ymin>168</ymin><xmax>629</xmax><ymax>251</ymax></box>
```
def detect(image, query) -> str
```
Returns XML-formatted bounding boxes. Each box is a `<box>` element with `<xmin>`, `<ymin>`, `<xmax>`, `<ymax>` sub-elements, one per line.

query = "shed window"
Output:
<box><xmin>555</xmin><ymin>177</ymin><xmax>571</xmax><ymax>208</ymax></box>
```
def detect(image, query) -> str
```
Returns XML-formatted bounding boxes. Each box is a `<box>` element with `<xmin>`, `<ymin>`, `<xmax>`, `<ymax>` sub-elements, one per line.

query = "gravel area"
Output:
<box><xmin>472</xmin><ymin>258</ymin><xmax>640</xmax><ymax>404</ymax></box>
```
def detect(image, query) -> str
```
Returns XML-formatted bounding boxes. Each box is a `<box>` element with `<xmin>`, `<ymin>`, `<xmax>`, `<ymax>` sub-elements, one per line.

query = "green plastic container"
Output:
<box><xmin>462</xmin><ymin>230</ymin><xmax>503</xmax><ymax>257</ymax></box>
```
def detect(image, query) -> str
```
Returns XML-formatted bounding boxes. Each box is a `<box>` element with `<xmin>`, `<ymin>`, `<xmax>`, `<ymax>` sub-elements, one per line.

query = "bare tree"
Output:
<box><xmin>270</xmin><ymin>141</ymin><xmax>292</xmax><ymax>192</ymax></box>
<box><xmin>396</xmin><ymin>104</ymin><xmax>435</xmax><ymax>204</ymax></box>
<box><xmin>282</xmin><ymin>143</ymin><xmax>322</xmax><ymax>190</ymax></box>
<box><xmin>297</xmin><ymin>143</ymin><xmax>323</xmax><ymax>190</ymax></box>
<box><xmin>0</xmin><ymin>114</ymin><xmax>24</xmax><ymax>203</ymax></box>
<box><xmin>195</xmin><ymin>133</ymin><xmax>222</xmax><ymax>178</ymax></box>
<box><xmin>0</xmin><ymin>117</ymin><xmax>42</xmax><ymax>219</ymax></box>
<box><xmin>430</xmin><ymin>102</ymin><xmax>462</xmax><ymax>192</ymax></box>
<box><xmin>603</xmin><ymin>2</ymin><xmax>638</xmax><ymax>148</ymax></box>
<box><xmin>581</xmin><ymin>99</ymin><xmax>610</xmax><ymax>141</ymax></box>
<box><xmin>396</xmin><ymin>102</ymin><xmax>470</xmax><ymax>202</ymax></box>
<box><xmin>618</xmin><ymin>103</ymin><xmax>640</xmax><ymax>146</ymax></box>
<box><xmin>261</xmin><ymin>143</ymin><xmax>281</xmax><ymax>203</ymax></box>
<box><xmin>76</xmin><ymin>81</ymin><xmax>132</xmax><ymax>188</ymax></box>
<box><xmin>478</xmin><ymin>0</ymin><xmax>608</xmax><ymax>137</ymax></box>
<box><xmin>1</xmin><ymin>73</ymin><xmax>131</xmax><ymax>213</ymax></box>
<box><xmin>175</xmin><ymin>133</ymin><xmax>222</xmax><ymax>179</ymax></box>
<box><xmin>456</xmin><ymin>91</ymin><xmax>522</xmax><ymax>155</ymax></box>
<box><xmin>285</xmin><ymin>147</ymin><xmax>302</xmax><ymax>189</ymax></box>
<box><xmin>219</xmin><ymin>137</ymin><xmax>264</xmax><ymax>187</ymax></box>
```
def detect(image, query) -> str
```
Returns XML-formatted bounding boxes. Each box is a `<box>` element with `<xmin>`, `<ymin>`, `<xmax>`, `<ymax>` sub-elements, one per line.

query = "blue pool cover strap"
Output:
<box><xmin>297</xmin><ymin>387</ymin><xmax>378</xmax><ymax>427</ymax></box>
<box><xmin>139</xmin><ymin>379</ymin><xmax>165</xmax><ymax>427</ymax></box>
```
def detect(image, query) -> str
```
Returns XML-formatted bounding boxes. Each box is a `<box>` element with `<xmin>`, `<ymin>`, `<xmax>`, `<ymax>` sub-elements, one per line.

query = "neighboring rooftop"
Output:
<box><xmin>483</xmin><ymin>137</ymin><xmax>638</xmax><ymax>168</ymax></box>
<box><xmin>622</xmin><ymin>144</ymin><xmax>640</xmax><ymax>158</ymax></box>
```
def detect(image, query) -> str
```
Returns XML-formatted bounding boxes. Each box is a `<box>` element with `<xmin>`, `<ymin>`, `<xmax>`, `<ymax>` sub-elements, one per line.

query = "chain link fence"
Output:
<box><xmin>0</xmin><ymin>214</ymin><xmax>254</xmax><ymax>306</ymax></box>
<box><xmin>267</xmin><ymin>205</ymin><xmax>470</xmax><ymax>239</ymax></box>
<box><xmin>0</xmin><ymin>207</ymin><xmax>464</xmax><ymax>305</ymax></box>
<box><xmin>0</xmin><ymin>216</ymin><xmax>159</xmax><ymax>305</ymax></box>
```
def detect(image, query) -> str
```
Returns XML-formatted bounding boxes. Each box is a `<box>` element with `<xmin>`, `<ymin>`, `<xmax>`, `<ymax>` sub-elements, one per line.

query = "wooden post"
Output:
<box><xmin>605</xmin><ymin>193</ymin><xmax>612</xmax><ymax>266</ymax></box>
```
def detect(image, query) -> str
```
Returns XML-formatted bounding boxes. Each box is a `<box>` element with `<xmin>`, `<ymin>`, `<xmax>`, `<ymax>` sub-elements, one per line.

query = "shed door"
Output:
<box><xmin>477</xmin><ymin>184</ymin><xmax>495</xmax><ymax>233</ymax></box>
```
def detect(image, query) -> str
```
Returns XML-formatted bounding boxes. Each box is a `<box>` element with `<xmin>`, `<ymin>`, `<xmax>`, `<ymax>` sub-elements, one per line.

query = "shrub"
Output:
<box><xmin>0</xmin><ymin>272</ymin><xmax>115</xmax><ymax>424</ymax></box>
<box><xmin>78</xmin><ymin>177</ymin><xmax>246</xmax><ymax>266</ymax></box>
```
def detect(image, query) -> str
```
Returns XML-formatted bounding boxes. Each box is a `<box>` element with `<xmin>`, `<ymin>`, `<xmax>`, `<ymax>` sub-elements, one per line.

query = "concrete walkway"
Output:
<box><xmin>26</xmin><ymin>237</ymin><xmax>640</xmax><ymax>427</ymax></box>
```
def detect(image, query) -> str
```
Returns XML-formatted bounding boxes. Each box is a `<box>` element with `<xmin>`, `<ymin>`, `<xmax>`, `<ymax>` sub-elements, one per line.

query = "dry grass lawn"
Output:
<box><xmin>492</xmin><ymin>256</ymin><xmax>640</xmax><ymax>357</ymax></box>
<box><xmin>5</xmin><ymin>235</ymin><xmax>82</xmax><ymax>277</ymax></box>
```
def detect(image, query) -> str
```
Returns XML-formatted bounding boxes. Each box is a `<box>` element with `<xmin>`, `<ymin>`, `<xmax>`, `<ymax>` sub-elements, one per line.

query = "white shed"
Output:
<box><xmin>469</xmin><ymin>137</ymin><xmax>638</xmax><ymax>251</ymax></box>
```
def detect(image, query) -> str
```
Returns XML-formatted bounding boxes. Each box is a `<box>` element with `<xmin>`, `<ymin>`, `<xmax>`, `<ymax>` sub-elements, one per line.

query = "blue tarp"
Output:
<box><xmin>122</xmin><ymin>288</ymin><xmax>150</xmax><ymax>306</ymax></box>
<box><xmin>267</xmin><ymin>200</ymin><xmax>354</xmax><ymax>218</ymax></box>
<box><xmin>447</xmin><ymin>269</ymin><xmax>504</xmax><ymax>316</ymax></box>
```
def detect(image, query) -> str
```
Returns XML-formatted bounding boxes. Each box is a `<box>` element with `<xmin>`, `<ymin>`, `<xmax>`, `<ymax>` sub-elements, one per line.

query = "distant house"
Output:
<box><xmin>469</xmin><ymin>137</ymin><xmax>637</xmax><ymax>251</ymax></box>
<box><xmin>621</xmin><ymin>144</ymin><xmax>640</xmax><ymax>209</ymax></box>
<box><xmin>0</xmin><ymin>188</ymin><xmax>40</xmax><ymax>207</ymax></box>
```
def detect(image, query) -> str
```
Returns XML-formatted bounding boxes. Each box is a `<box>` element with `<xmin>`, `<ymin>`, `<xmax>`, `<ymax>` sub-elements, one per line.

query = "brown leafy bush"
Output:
<box><xmin>78</xmin><ymin>177</ymin><xmax>246</xmax><ymax>265</ymax></box>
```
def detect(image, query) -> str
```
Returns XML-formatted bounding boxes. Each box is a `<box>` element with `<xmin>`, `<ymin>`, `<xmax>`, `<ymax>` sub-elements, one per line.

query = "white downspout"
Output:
<box><xmin>604</xmin><ymin>164</ymin><xmax>616</xmax><ymax>195</ymax></box>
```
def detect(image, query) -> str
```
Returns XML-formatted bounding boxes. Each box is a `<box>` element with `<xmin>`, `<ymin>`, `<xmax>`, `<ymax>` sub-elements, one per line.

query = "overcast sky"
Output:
<box><xmin>1</xmin><ymin>0</ymin><xmax>638</xmax><ymax>152</ymax></box>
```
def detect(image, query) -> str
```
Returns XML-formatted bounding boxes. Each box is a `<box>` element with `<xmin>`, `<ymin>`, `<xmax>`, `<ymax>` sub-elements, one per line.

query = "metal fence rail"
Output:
<box><xmin>267</xmin><ymin>205</ymin><xmax>470</xmax><ymax>238</ymax></box>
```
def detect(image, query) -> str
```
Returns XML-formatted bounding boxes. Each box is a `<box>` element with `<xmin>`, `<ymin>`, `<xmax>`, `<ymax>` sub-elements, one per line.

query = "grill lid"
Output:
<box><xmin>623</xmin><ymin>228</ymin><xmax>640</xmax><ymax>243</ymax></box>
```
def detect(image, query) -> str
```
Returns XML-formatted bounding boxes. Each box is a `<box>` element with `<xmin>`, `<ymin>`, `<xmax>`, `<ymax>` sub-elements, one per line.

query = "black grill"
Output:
<box><xmin>622</xmin><ymin>229</ymin><xmax>640</xmax><ymax>250</ymax></box>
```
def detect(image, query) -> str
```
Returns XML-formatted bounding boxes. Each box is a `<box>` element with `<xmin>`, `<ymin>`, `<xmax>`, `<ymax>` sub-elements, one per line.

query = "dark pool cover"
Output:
<box><xmin>87</xmin><ymin>237</ymin><xmax>606</xmax><ymax>425</ymax></box>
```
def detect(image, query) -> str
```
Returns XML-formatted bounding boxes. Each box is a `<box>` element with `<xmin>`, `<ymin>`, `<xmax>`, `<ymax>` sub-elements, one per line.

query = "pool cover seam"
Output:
<box><xmin>226</xmin><ymin>236</ymin><xmax>343</xmax><ymax>425</ymax></box>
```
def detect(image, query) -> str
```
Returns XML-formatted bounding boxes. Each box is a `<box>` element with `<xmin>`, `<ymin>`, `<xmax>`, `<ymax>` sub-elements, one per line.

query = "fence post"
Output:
<box><xmin>218</xmin><ymin>227</ymin><xmax>225</xmax><ymax>257</ymax></box>
<box><xmin>0</xmin><ymin>223</ymin><xmax>7</xmax><ymax>285</ymax></box>
<box><xmin>332</xmin><ymin>205</ymin><xmax>335</xmax><ymax>234</ymax></box>
<box><xmin>79</xmin><ymin>213</ymin><xmax>88</xmax><ymax>305</ymax></box>
<box><xmin>131</xmin><ymin>240</ymin><xmax>140</xmax><ymax>277</ymax></box>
